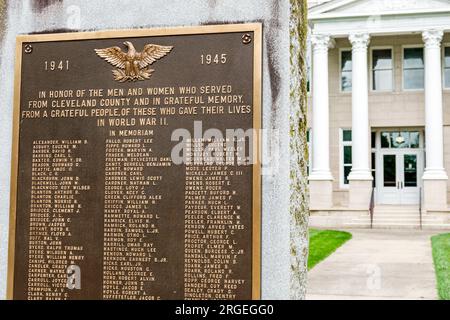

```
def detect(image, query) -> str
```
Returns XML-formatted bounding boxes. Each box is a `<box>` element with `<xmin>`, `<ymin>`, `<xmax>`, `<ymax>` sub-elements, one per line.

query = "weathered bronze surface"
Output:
<box><xmin>8</xmin><ymin>24</ymin><xmax>262</xmax><ymax>300</ymax></box>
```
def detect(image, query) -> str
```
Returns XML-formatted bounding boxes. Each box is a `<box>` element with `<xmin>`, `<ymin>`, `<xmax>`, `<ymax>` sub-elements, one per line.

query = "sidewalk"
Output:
<box><xmin>307</xmin><ymin>229</ymin><xmax>439</xmax><ymax>300</ymax></box>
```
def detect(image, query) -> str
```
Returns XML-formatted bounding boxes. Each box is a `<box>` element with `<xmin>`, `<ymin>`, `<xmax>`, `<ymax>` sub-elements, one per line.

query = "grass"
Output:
<box><xmin>308</xmin><ymin>229</ymin><xmax>352</xmax><ymax>270</ymax></box>
<box><xmin>431</xmin><ymin>233</ymin><xmax>450</xmax><ymax>300</ymax></box>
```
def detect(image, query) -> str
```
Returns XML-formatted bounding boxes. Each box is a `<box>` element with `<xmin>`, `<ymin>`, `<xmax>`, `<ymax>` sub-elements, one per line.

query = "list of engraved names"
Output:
<box><xmin>12</xmin><ymin>31</ymin><xmax>257</xmax><ymax>300</ymax></box>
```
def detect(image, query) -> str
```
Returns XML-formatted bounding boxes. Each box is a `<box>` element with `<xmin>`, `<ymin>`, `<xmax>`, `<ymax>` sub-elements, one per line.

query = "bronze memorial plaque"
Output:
<box><xmin>8</xmin><ymin>24</ymin><xmax>261</xmax><ymax>300</ymax></box>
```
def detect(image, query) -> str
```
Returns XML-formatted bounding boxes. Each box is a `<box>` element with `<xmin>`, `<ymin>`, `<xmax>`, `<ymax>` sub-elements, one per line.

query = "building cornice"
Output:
<box><xmin>309</xmin><ymin>0</ymin><xmax>450</xmax><ymax>20</ymax></box>
<box><xmin>309</xmin><ymin>0</ymin><xmax>450</xmax><ymax>38</ymax></box>
<box><xmin>310</xmin><ymin>7</ymin><xmax>450</xmax><ymax>20</ymax></box>
<box><xmin>310</xmin><ymin>12</ymin><xmax>450</xmax><ymax>38</ymax></box>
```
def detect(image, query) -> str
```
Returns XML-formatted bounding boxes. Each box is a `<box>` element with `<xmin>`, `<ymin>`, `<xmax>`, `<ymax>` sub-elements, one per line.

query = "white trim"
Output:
<box><xmin>339</xmin><ymin>47</ymin><xmax>352</xmax><ymax>94</ymax></box>
<box><xmin>310</xmin><ymin>8</ymin><xmax>450</xmax><ymax>20</ymax></box>
<box><xmin>309</xmin><ymin>0</ymin><xmax>450</xmax><ymax>20</ymax></box>
<box><xmin>339</xmin><ymin>128</ymin><xmax>352</xmax><ymax>189</ymax></box>
<box><xmin>309</xmin><ymin>7</ymin><xmax>450</xmax><ymax>38</ymax></box>
<box><xmin>309</xmin><ymin>0</ymin><xmax>355</xmax><ymax>16</ymax></box>
<box><xmin>369</xmin><ymin>46</ymin><xmax>395</xmax><ymax>93</ymax></box>
<box><xmin>401</xmin><ymin>45</ymin><xmax>425</xmax><ymax>92</ymax></box>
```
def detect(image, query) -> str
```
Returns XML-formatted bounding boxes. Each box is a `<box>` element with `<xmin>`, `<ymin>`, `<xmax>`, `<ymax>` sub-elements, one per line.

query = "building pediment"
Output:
<box><xmin>310</xmin><ymin>0</ymin><xmax>450</xmax><ymax>19</ymax></box>
<box><xmin>309</xmin><ymin>0</ymin><xmax>450</xmax><ymax>37</ymax></box>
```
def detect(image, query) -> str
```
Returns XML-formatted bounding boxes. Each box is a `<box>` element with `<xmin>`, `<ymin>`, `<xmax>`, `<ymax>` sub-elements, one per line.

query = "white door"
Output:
<box><xmin>378</xmin><ymin>151</ymin><xmax>422</xmax><ymax>205</ymax></box>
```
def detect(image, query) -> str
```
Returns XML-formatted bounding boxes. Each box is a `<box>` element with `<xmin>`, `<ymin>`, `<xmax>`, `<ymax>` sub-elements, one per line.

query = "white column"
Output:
<box><xmin>348</xmin><ymin>33</ymin><xmax>372</xmax><ymax>181</ymax></box>
<box><xmin>309</xmin><ymin>34</ymin><xmax>334</xmax><ymax>209</ymax></box>
<box><xmin>422</xmin><ymin>30</ymin><xmax>447</xmax><ymax>180</ymax></box>
<box><xmin>348</xmin><ymin>33</ymin><xmax>372</xmax><ymax>209</ymax></box>
<box><xmin>422</xmin><ymin>30</ymin><xmax>448</xmax><ymax>210</ymax></box>
<box><xmin>310</xmin><ymin>34</ymin><xmax>333</xmax><ymax>181</ymax></box>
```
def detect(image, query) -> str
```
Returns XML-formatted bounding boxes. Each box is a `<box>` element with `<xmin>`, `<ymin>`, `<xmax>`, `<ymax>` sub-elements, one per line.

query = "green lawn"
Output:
<box><xmin>431</xmin><ymin>233</ymin><xmax>450</xmax><ymax>300</ymax></box>
<box><xmin>308</xmin><ymin>229</ymin><xmax>352</xmax><ymax>270</ymax></box>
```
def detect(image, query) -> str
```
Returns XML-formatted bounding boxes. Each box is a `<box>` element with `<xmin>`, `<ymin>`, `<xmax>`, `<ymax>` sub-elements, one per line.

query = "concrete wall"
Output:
<box><xmin>308</xmin><ymin>33</ymin><xmax>450</xmax><ymax>207</ymax></box>
<box><xmin>0</xmin><ymin>0</ymin><xmax>292</xmax><ymax>300</ymax></box>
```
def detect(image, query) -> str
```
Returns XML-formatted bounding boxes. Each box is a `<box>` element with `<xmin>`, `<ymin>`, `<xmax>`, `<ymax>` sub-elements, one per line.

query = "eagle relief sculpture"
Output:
<box><xmin>95</xmin><ymin>41</ymin><xmax>173</xmax><ymax>82</ymax></box>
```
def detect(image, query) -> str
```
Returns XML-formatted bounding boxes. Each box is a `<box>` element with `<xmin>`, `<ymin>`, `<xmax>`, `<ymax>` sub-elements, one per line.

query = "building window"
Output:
<box><xmin>444</xmin><ymin>47</ymin><xmax>450</xmax><ymax>88</ymax></box>
<box><xmin>372</xmin><ymin>49</ymin><xmax>393</xmax><ymax>91</ymax></box>
<box><xmin>380</xmin><ymin>131</ymin><xmax>420</xmax><ymax>149</ymax></box>
<box><xmin>371</xmin><ymin>132</ymin><xmax>376</xmax><ymax>188</ymax></box>
<box><xmin>403</xmin><ymin>47</ymin><xmax>424</xmax><ymax>90</ymax></box>
<box><xmin>341</xmin><ymin>129</ymin><xmax>352</xmax><ymax>186</ymax></box>
<box><xmin>341</xmin><ymin>50</ymin><xmax>352</xmax><ymax>92</ymax></box>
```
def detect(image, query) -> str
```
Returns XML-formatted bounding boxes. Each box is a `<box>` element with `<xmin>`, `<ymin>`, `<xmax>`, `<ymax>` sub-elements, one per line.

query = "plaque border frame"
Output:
<box><xmin>8</xmin><ymin>23</ymin><xmax>262</xmax><ymax>300</ymax></box>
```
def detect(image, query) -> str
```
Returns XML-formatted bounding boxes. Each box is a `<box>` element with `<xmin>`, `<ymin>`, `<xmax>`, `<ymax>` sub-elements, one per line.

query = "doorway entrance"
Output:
<box><xmin>374</xmin><ymin>130</ymin><xmax>424</xmax><ymax>205</ymax></box>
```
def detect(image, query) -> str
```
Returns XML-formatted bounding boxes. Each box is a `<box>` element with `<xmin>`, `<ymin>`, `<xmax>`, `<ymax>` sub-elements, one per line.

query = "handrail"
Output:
<box><xmin>419</xmin><ymin>187</ymin><xmax>423</xmax><ymax>230</ymax></box>
<box><xmin>369</xmin><ymin>187</ymin><xmax>375</xmax><ymax>229</ymax></box>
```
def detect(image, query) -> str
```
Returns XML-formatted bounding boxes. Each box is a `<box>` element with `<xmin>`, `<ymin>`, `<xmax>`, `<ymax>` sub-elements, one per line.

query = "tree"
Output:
<box><xmin>290</xmin><ymin>0</ymin><xmax>310</xmax><ymax>300</ymax></box>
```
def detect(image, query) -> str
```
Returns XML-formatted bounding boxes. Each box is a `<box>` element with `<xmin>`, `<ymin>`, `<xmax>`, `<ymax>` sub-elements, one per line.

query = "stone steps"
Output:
<box><xmin>344</xmin><ymin>220</ymin><xmax>450</xmax><ymax>230</ymax></box>
<box><xmin>373</xmin><ymin>208</ymin><xmax>420</xmax><ymax>215</ymax></box>
<box><xmin>310</xmin><ymin>206</ymin><xmax>450</xmax><ymax>230</ymax></box>
<box><xmin>347</xmin><ymin>206</ymin><xmax>450</xmax><ymax>230</ymax></box>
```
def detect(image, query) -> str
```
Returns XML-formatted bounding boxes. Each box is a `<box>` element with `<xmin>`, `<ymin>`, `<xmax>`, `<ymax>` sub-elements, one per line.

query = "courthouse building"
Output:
<box><xmin>308</xmin><ymin>0</ymin><xmax>450</xmax><ymax>228</ymax></box>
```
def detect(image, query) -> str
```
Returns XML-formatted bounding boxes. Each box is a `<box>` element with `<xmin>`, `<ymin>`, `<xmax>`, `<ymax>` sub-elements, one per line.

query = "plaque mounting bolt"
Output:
<box><xmin>242</xmin><ymin>33</ymin><xmax>252</xmax><ymax>45</ymax></box>
<box><xmin>24</xmin><ymin>44</ymin><xmax>33</xmax><ymax>54</ymax></box>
